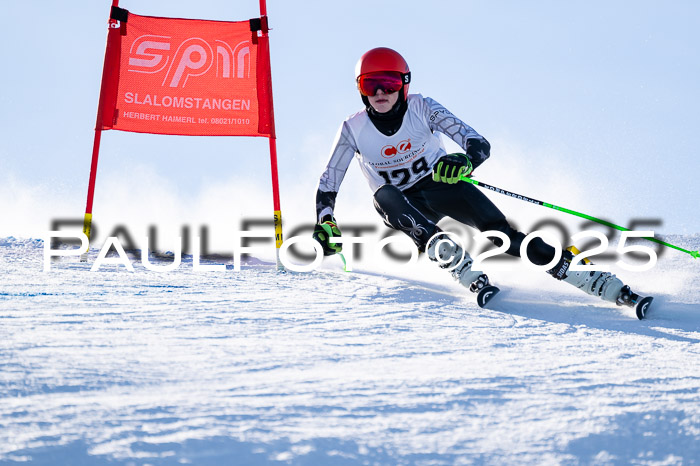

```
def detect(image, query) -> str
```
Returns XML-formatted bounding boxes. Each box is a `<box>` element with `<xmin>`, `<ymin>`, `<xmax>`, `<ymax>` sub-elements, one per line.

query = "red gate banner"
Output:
<box><xmin>98</xmin><ymin>11</ymin><xmax>273</xmax><ymax>137</ymax></box>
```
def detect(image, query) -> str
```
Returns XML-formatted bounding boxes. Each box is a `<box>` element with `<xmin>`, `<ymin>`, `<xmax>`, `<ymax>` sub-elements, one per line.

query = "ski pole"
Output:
<box><xmin>459</xmin><ymin>175</ymin><xmax>699</xmax><ymax>259</ymax></box>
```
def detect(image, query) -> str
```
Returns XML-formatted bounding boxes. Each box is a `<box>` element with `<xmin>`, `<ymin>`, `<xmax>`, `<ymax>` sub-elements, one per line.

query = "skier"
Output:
<box><xmin>312</xmin><ymin>47</ymin><xmax>650</xmax><ymax>314</ymax></box>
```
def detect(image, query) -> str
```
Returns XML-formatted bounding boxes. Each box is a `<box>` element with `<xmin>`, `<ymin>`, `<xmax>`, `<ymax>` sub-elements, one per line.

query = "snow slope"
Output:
<box><xmin>1</xmin><ymin>236</ymin><xmax>699</xmax><ymax>465</ymax></box>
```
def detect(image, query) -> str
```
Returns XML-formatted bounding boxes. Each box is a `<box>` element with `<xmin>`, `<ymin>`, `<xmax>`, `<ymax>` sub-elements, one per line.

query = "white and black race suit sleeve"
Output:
<box><xmin>316</xmin><ymin>119</ymin><xmax>359</xmax><ymax>222</ymax></box>
<box><xmin>422</xmin><ymin>96</ymin><xmax>491</xmax><ymax>170</ymax></box>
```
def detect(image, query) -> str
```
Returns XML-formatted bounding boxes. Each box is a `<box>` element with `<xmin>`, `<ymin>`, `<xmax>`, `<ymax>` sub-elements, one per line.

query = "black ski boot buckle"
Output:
<box><xmin>469</xmin><ymin>274</ymin><xmax>490</xmax><ymax>293</ymax></box>
<box><xmin>616</xmin><ymin>285</ymin><xmax>639</xmax><ymax>307</ymax></box>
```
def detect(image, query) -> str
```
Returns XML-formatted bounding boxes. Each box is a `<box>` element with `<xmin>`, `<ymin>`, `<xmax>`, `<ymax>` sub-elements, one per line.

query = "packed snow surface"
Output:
<box><xmin>1</xmin><ymin>236</ymin><xmax>699</xmax><ymax>465</ymax></box>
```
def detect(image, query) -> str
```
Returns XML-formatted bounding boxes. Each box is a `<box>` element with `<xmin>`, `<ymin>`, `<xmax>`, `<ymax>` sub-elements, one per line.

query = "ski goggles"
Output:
<box><xmin>357</xmin><ymin>71</ymin><xmax>410</xmax><ymax>96</ymax></box>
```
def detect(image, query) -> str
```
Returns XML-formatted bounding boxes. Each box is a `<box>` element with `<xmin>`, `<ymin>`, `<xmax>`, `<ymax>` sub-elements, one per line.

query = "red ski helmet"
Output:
<box><xmin>355</xmin><ymin>47</ymin><xmax>411</xmax><ymax>101</ymax></box>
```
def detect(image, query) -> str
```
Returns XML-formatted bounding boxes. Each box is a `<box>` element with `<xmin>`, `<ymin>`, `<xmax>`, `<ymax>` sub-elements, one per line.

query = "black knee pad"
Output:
<box><xmin>372</xmin><ymin>184</ymin><xmax>438</xmax><ymax>250</ymax></box>
<box><xmin>373</xmin><ymin>184</ymin><xmax>404</xmax><ymax>207</ymax></box>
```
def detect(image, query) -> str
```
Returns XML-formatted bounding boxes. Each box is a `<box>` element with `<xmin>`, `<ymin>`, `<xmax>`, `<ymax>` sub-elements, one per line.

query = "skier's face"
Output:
<box><xmin>368</xmin><ymin>89</ymin><xmax>399</xmax><ymax>113</ymax></box>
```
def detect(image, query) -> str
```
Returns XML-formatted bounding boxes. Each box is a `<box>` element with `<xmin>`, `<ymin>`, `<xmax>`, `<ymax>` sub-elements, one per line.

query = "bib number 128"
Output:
<box><xmin>377</xmin><ymin>157</ymin><xmax>429</xmax><ymax>186</ymax></box>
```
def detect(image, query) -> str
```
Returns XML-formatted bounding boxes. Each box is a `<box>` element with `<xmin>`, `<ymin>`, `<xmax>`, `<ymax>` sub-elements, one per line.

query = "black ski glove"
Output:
<box><xmin>432</xmin><ymin>153</ymin><xmax>473</xmax><ymax>184</ymax></box>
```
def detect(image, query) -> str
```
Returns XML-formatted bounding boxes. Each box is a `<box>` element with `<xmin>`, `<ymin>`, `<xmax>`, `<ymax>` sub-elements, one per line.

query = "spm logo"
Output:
<box><xmin>127</xmin><ymin>35</ymin><xmax>251</xmax><ymax>88</ymax></box>
<box><xmin>381</xmin><ymin>139</ymin><xmax>412</xmax><ymax>158</ymax></box>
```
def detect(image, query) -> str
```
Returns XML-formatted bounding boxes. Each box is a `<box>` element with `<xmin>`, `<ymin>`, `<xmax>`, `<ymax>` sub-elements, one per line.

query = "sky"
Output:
<box><xmin>1</xmin><ymin>0</ymin><xmax>699</xmax><ymax>251</ymax></box>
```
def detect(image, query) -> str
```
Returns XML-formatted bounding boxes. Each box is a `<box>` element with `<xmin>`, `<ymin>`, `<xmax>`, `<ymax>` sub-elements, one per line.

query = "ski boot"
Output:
<box><xmin>548</xmin><ymin>246</ymin><xmax>653</xmax><ymax>319</ymax></box>
<box><xmin>427</xmin><ymin>233</ymin><xmax>499</xmax><ymax>308</ymax></box>
<box><xmin>547</xmin><ymin>247</ymin><xmax>624</xmax><ymax>301</ymax></box>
